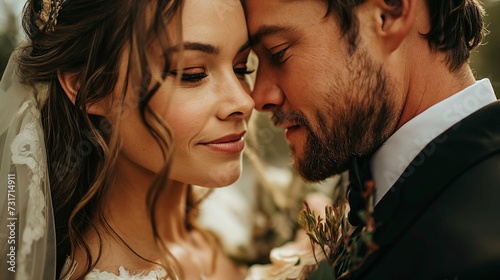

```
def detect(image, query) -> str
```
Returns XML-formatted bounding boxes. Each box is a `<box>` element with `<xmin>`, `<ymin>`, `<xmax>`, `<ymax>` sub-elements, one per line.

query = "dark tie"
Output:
<box><xmin>347</xmin><ymin>157</ymin><xmax>373</xmax><ymax>226</ymax></box>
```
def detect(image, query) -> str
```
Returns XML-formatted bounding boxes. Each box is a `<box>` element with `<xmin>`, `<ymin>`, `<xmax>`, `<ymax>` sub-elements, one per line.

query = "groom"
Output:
<box><xmin>243</xmin><ymin>0</ymin><xmax>500</xmax><ymax>278</ymax></box>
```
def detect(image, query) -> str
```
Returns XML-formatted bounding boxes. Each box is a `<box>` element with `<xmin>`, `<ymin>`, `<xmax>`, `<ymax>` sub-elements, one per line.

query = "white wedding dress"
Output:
<box><xmin>60</xmin><ymin>259</ymin><xmax>170</xmax><ymax>280</ymax></box>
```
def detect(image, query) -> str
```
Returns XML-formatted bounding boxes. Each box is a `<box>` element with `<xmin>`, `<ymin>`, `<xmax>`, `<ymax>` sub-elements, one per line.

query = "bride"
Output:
<box><xmin>0</xmin><ymin>0</ymin><xmax>255</xmax><ymax>279</ymax></box>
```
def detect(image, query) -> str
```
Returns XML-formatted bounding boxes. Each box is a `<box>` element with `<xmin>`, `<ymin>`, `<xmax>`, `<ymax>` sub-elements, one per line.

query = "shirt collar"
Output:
<box><xmin>370</xmin><ymin>79</ymin><xmax>497</xmax><ymax>205</ymax></box>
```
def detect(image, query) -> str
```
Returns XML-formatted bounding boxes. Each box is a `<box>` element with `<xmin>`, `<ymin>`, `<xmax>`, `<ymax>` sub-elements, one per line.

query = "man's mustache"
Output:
<box><xmin>271</xmin><ymin>109</ymin><xmax>309</xmax><ymax>128</ymax></box>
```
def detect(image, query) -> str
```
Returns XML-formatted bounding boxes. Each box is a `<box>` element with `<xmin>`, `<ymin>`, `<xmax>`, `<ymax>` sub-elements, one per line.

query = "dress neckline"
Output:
<box><xmin>60</xmin><ymin>258</ymin><xmax>169</xmax><ymax>280</ymax></box>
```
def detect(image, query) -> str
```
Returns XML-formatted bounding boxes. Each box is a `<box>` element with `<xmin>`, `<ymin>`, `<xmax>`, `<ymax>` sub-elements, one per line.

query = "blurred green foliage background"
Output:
<box><xmin>471</xmin><ymin>1</ymin><xmax>500</xmax><ymax>97</ymax></box>
<box><xmin>0</xmin><ymin>0</ymin><xmax>19</xmax><ymax>78</ymax></box>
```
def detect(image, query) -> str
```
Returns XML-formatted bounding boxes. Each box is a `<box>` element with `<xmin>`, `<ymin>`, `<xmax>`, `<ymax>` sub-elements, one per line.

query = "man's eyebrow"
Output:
<box><xmin>250</xmin><ymin>25</ymin><xmax>294</xmax><ymax>45</ymax></box>
<box><xmin>169</xmin><ymin>42</ymin><xmax>220</xmax><ymax>55</ymax></box>
<box><xmin>238</xmin><ymin>40</ymin><xmax>251</xmax><ymax>53</ymax></box>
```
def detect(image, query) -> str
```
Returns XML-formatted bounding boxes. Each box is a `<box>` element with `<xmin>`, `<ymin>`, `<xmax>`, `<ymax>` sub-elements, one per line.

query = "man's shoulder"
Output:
<box><xmin>354</xmin><ymin>152</ymin><xmax>500</xmax><ymax>280</ymax></box>
<box><xmin>395</xmin><ymin>99</ymin><xmax>500</xmax><ymax>187</ymax></box>
<box><xmin>354</xmin><ymin>101</ymin><xmax>500</xmax><ymax>279</ymax></box>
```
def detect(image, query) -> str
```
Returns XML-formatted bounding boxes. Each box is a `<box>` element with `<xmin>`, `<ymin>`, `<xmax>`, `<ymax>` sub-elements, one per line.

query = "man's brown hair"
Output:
<box><xmin>241</xmin><ymin>0</ymin><xmax>486</xmax><ymax>71</ymax></box>
<box><xmin>324</xmin><ymin>0</ymin><xmax>486</xmax><ymax>71</ymax></box>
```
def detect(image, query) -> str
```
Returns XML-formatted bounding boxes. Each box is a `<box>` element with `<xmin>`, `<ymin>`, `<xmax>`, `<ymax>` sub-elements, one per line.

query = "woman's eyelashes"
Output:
<box><xmin>180</xmin><ymin>72</ymin><xmax>208</xmax><ymax>83</ymax></box>
<box><xmin>169</xmin><ymin>66</ymin><xmax>255</xmax><ymax>83</ymax></box>
<box><xmin>169</xmin><ymin>70</ymin><xmax>208</xmax><ymax>83</ymax></box>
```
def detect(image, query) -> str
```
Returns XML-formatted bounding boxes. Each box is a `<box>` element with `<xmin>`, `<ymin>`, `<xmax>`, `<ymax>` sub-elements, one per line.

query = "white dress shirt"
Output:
<box><xmin>370</xmin><ymin>79</ymin><xmax>497</xmax><ymax>205</ymax></box>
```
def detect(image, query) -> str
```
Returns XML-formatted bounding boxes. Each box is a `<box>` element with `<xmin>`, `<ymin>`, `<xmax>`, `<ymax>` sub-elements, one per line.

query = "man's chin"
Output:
<box><xmin>293</xmin><ymin>151</ymin><xmax>349</xmax><ymax>182</ymax></box>
<box><xmin>288</xmin><ymin>129</ymin><xmax>348</xmax><ymax>182</ymax></box>
<box><xmin>291</xmin><ymin>158</ymin><xmax>327</xmax><ymax>183</ymax></box>
<box><xmin>298</xmin><ymin>168</ymin><xmax>330</xmax><ymax>183</ymax></box>
<box><xmin>289</xmin><ymin>148</ymin><xmax>317</xmax><ymax>181</ymax></box>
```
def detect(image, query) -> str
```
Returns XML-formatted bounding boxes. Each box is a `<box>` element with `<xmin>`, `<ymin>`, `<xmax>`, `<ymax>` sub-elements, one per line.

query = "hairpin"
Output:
<box><xmin>36</xmin><ymin>0</ymin><xmax>66</xmax><ymax>32</ymax></box>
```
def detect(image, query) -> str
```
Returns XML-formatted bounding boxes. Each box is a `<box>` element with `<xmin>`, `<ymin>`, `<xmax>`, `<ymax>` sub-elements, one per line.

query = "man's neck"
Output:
<box><xmin>396</xmin><ymin>61</ymin><xmax>476</xmax><ymax>130</ymax></box>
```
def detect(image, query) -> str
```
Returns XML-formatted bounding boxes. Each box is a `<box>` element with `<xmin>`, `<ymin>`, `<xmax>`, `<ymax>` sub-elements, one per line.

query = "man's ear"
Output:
<box><xmin>376</xmin><ymin>0</ymin><xmax>416</xmax><ymax>53</ymax></box>
<box><xmin>58</xmin><ymin>71</ymin><xmax>109</xmax><ymax>116</ymax></box>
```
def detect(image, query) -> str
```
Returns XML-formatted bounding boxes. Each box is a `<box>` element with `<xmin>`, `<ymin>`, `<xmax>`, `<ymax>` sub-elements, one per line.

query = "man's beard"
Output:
<box><xmin>273</xmin><ymin>49</ymin><xmax>399</xmax><ymax>182</ymax></box>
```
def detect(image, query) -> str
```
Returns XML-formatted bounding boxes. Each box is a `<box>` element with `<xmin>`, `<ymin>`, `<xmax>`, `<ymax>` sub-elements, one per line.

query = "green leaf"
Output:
<box><xmin>307</xmin><ymin>260</ymin><xmax>336</xmax><ymax>280</ymax></box>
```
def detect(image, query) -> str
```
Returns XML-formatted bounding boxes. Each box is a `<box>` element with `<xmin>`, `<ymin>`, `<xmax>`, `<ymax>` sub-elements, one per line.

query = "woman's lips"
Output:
<box><xmin>203</xmin><ymin>139</ymin><xmax>245</xmax><ymax>154</ymax></box>
<box><xmin>200</xmin><ymin>132</ymin><xmax>246</xmax><ymax>154</ymax></box>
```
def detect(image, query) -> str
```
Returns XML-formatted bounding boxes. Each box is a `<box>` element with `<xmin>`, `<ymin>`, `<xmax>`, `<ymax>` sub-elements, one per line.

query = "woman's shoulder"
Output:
<box><xmin>60</xmin><ymin>258</ymin><xmax>170</xmax><ymax>280</ymax></box>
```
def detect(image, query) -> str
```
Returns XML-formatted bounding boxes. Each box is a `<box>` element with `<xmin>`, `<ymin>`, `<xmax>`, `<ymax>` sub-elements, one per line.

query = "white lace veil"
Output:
<box><xmin>0</xmin><ymin>52</ymin><xmax>57</xmax><ymax>279</ymax></box>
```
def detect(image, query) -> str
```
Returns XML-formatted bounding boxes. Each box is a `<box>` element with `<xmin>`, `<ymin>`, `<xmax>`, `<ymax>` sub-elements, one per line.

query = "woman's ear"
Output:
<box><xmin>57</xmin><ymin>70</ymin><xmax>80</xmax><ymax>105</ymax></box>
<box><xmin>376</xmin><ymin>0</ymin><xmax>416</xmax><ymax>53</ymax></box>
<box><xmin>58</xmin><ymin>70</ymin><xmax>109</xmax><ymax>116</ymax></box>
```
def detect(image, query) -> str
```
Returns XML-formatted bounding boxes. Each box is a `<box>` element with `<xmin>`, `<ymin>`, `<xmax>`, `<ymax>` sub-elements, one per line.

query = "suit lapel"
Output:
<box><xmin>352</xmin><ymin>101</ymin><xmax>500</xmax><ymax>277</ymax></box>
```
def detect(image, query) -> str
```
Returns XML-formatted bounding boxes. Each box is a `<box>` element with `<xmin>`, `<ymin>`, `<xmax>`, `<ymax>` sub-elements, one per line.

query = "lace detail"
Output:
<box><xmin>9</xmin><ymin>99</ymin><xmax>51</xmax><ymax>278</ymax></box>
<box><xmin>85</xmin><ymin>267</ymin><xmax>169</xmax><ymax>280</ymax></box>
<box><xmin>11</xmin><ymin>100</ymin><xmax>47</xmax><ymax>249</ymax></box>
<box><xmin>60</xmin><ymin>259</ymin><xmax>170</xmax><ymax>280</ymax></box>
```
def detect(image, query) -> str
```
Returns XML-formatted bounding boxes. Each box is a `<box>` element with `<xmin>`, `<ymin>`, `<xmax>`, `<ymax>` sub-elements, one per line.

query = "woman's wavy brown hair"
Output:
<box><xmin>321</xmin><ymin>0</ymin><xmax>486</xmax><ymax>71</ymax></box>
<box><xmin>15</xmin><ymin>0</ymin><xmax>213</xmax><ymax>279</ymax></box>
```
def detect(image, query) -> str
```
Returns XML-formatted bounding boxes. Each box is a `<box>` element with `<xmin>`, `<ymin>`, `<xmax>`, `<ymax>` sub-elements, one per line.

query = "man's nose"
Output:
<box><xmin>251</xmin><ymin>66</ymin><xmax>285</xmax><ymax>112</ymax></box>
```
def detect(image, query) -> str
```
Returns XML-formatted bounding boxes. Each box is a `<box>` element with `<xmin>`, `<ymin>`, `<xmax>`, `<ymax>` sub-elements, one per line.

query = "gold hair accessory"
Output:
<box><xmin>36</xmin><ymin>0</ymin><xmax>66</xmax><ymax>32</ymax></box>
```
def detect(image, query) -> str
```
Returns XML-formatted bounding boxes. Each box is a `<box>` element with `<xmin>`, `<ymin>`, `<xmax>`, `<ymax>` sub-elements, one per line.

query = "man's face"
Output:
<box><xmin>246</xmin><ymin>0</ymin><xmax>403</xmax><ymax>181</ymax></box>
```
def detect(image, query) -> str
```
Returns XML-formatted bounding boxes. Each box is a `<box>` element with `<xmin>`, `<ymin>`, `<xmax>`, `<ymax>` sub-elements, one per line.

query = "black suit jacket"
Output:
<box><xmin>353</xmin><ymin>101</ymin><xmax>500</xmax><ymax>279</ymax></box>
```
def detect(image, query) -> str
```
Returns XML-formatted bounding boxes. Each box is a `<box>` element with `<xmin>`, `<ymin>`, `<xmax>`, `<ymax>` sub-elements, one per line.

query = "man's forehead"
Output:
<box><xmin>249</xmin><ymin>25</ymin><xmax>296</xmax><ymax>45</ymax></box>
<box><xmin>245</xmin><ymin>1</ymin><xmax>312</xmax><ymax>46</ymax></box>
<box><xmin>245</xmin><ymin>0</ymin><xmax>328</xmax><ymax>33</ymax></box>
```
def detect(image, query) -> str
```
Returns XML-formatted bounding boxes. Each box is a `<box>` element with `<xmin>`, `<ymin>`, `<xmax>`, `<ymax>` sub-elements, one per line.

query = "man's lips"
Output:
<box><xmin>284</xmin><ymin>124</ymin><xmax>303</xmax><ymax>142</ymax></box>
<box><xmin>272</xmin><ymin>111</ymin><xmax>307</xmax><ymax>141</ymax></box>
<box><xmin>279</xmin><ymin>123</ymin><xmax>301</xmax><ymax>130</ymax></box>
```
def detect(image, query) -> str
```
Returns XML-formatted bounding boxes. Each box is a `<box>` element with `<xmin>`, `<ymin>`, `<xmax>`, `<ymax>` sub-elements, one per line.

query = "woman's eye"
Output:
<box><xmin>181</xmin><ymin>73</ymin><xmax>207</xmax><ymax>82</ymax></box>
<box><xmin>169</xmin><ymin>71</ymin><xmax>207</xmax><ymax>83</ymax></box>
<box><xmin>234</xmin><ymin>67</ymin><xmax>255</xmax><ymax>79</ymax></box>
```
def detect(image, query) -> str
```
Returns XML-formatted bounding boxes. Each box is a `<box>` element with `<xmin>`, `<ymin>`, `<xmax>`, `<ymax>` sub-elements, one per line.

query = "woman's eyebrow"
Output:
<box><xmin>169</xmin><ymin>42</ymin><xmax>220</xmax><ymax>55</ymax></box>
<box><xmin>168</xmin><ymin>41</ymin><xmax>250</xmax><ymax>55</ymax></box>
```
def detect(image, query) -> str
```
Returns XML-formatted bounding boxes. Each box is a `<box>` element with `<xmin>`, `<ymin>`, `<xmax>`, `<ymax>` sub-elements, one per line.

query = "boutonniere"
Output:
<box><xmin>298</xmin><ymin>180</ymin><xmax>379</xmax><ymax>279</ymax></box>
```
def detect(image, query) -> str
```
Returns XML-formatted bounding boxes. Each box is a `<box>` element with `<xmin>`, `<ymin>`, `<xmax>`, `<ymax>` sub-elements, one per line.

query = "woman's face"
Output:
<box><xmin>115</xmin><ymin>0</ymin><xmax>254</xmax><ymax>188</ymax></box>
